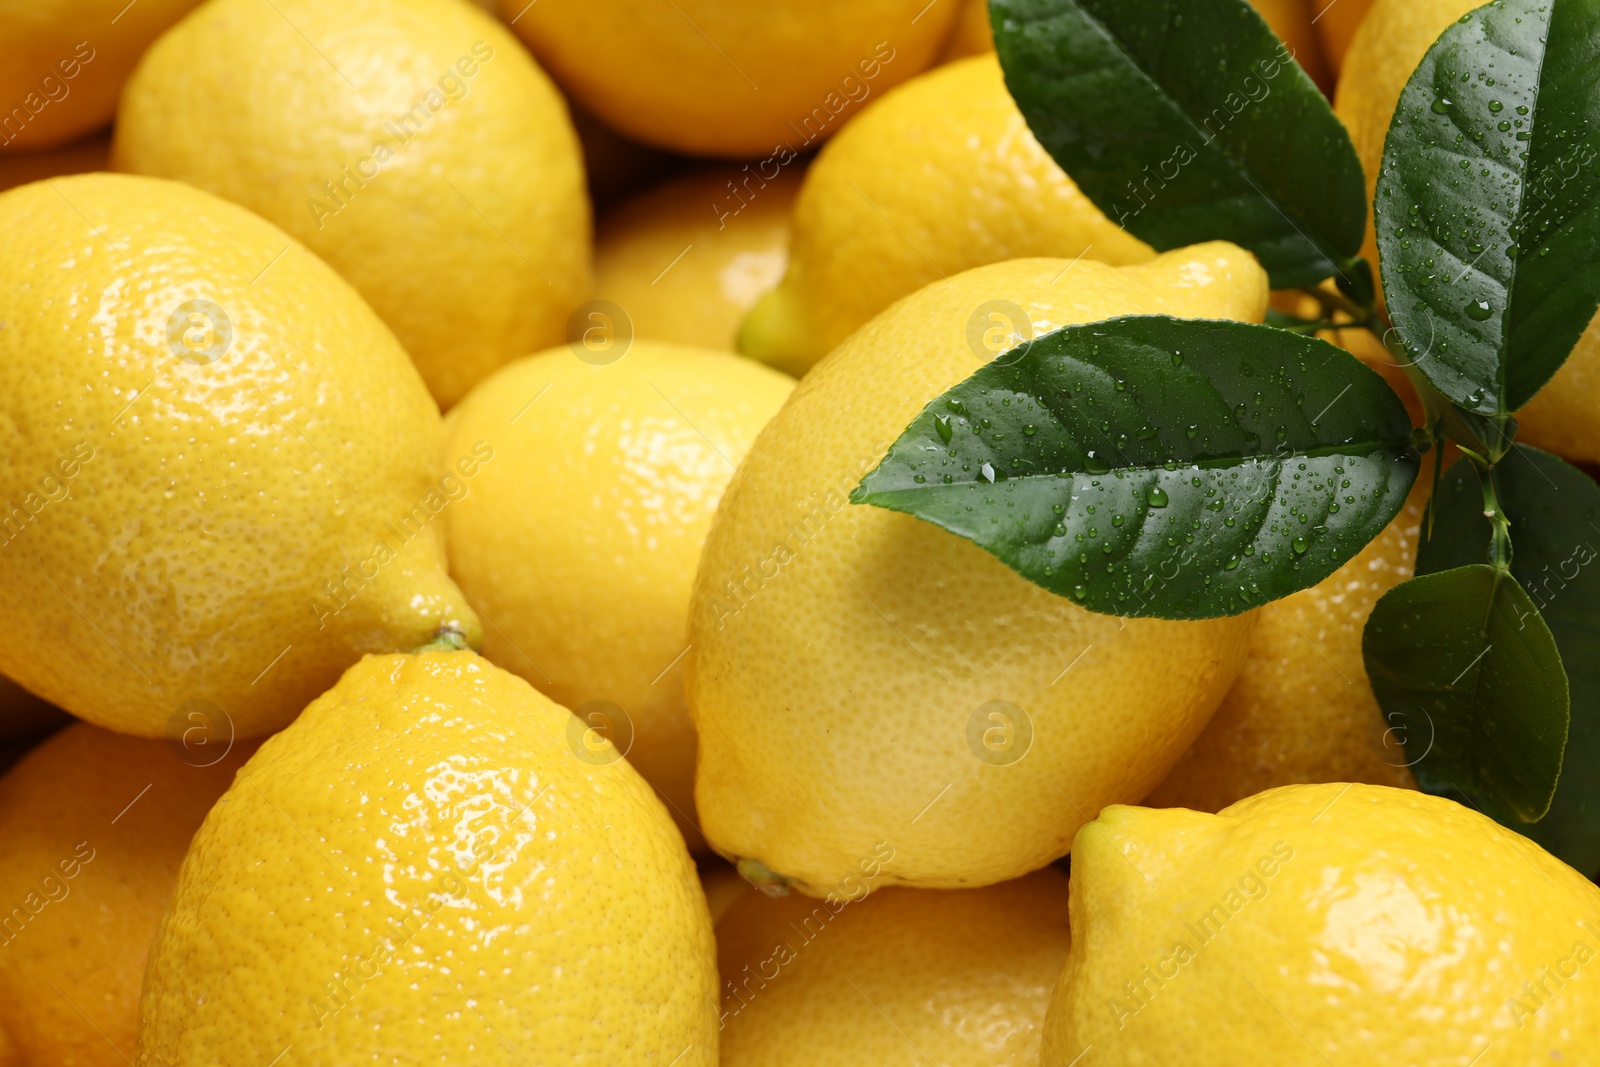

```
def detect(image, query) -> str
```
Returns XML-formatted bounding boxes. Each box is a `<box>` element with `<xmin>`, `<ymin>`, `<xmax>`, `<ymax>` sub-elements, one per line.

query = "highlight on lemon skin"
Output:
<box><xmin>0</xmin><ymin>172</ymin><xmax>479</xmax><ymax>741</ymax></box>
<box><xmin>135</xmin><ymin>648</ymin><xmax>718</xmax><ymax>1067</ymax></box>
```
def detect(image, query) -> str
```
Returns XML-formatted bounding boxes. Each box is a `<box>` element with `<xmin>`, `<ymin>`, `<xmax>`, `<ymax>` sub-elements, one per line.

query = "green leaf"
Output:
<box><xmin>991</xmin><ymin>0</ymin><xmax>1367</xmax><ymax>288</ymax></box>
<box><xmin>1375</xmin><ymin>0</ymin><xmax>1600</xmax><ymax>415</ymax></box>
<box><xmin>1416</xmin><ymin>446</ymin><xmax>1599</xmax><ymax>872</ymax></box>
<box><xmin>1364</xmin><ymin>563</ymin><xmax>1569</xmax><ymax>824</ymax></box>
<box><xmin>851</xmin><ymin>316</ymin><xmax>1419</xmax><ymax>619</ymax></box>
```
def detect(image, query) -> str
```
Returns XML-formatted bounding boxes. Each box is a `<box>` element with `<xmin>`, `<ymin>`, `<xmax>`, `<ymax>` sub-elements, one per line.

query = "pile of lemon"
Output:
<box><xmin>0</xmin><ymin>1</ymin><xmax>1596</xmax><ymax>1064</ymax></box>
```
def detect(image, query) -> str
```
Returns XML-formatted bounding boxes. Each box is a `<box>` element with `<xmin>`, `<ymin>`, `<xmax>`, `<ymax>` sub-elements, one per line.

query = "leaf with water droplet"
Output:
<box><xmin>1376</xmin><ymin>0</ymin><xmax>1600</xmax><ymax>415</ymax></box>
<box><xmin>991</xmin><ymin>0</ymin><xmax>1367</xmax><ymax>289</ymax></box>
<box><xmin>852</xmin><ymin>316</ymin><xmax>1419</xmax><ymax>619</ymax></box>
<box><xmin>1413</xmin><ymin>445</ymin><xmax>1600</xmax><ymax>874</ymax></box>
<box><xmin>1365</xmin><ymin>563</ymin><xmax>1568</xmax><ymax>824</ymax></box>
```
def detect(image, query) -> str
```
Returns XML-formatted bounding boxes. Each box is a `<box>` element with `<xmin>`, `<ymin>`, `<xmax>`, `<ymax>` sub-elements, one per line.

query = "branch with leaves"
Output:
<box><xmin>850</xmin><ymin>0</ymin><xmax>1600</xmax><ymax>875</ymax></box>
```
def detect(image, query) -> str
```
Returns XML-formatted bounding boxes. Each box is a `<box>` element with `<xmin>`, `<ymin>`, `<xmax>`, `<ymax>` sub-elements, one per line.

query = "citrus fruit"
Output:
<box><xmin>0</xmin><ymin>721</ymin><xmax>253</xmax><ymax>1067</ymax></box>
<box><xmin>594</xmin><ymin>167</ymin><xmax>802</xmax><ymax>351</ymax></box>
<box><xmin>136</xmin><ymin>646</ymin><xmax>717</xmax><ymax>1066</ymax></box>
<box><xmin>1041</xmin><ymin>783</ymin><xmax>1600</xmax><ymax>1065</ymax></box>
<box><xmin>738</xmin><ymin>55</ymin><xmax>1154</xmax><ymax>376</ymax></box>
<box><xmin>0</xmin><ymin>130</ymin><xmax>107</xmax><ymax>193</ymax></box>
<box><xmin>0</xmin><ymin>0</ymin><xmax>198</xmax><ymax>152</ymax></box>
<box><xmin>718</xmin><ymin>867</ymin><xmax>1072</xmax><ymax>1066</ymax></box>
<box><xmin>1309</xmin><ymin>0</ymin><xmax>1374</xmax><ymax>79</ymax></box>
<box><xmin>0</xmin><ymin>173</ymin><xmax>479</xmax><ymax>740</ymax></box>
<box><xmin>500</xmin><ymin>0</ymin><xmax>961</xmax><ymax>158</ymax></box>
<box><xmin>114</xmin><ymin>0</ymin><xmax>590</xmax><ymax>407</ymax></box>
<box><xmin>1145</xmin><ymin>478</ymin><xmax>1428</xmax><ymax>813</ymax></box>
<box><xmin>689</xmin><ymin>243</ymin><xmax>1268</xmax><ymax>895</ymax></box>
<box><xmin>1335</xmin><ymin>0</ymin><xmax>1600</xmax><ymax>463</ymax></box>
<box><xmin>443</xmin><ymin>341</ymin><xmax>794</xmax><ymax>851</ymax></box>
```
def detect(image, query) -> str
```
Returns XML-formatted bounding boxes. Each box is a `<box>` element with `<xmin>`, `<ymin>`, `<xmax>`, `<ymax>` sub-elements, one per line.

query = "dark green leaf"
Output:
<box><xmin>1364</xmin><ymin>563</ymin><xmax>1569</xmax><ymax>823</ymax></box>
<box><xmin>1375</xmin><ymin>0</ymin><xmax>1600</xmax><ymax>415</ymax></box>
<box><xmin>1417</xmin><ymin>446</ymin><xmax>1600</xmax><ymax>872</ymax></box>
<box><xmin>852</xmin><ymin>316</ymin><xmax>1419</xmax><ymax>619</ymax></box>
<box><xmin>991</xmin><ymin>0</ymin><xmax>1367</xmax><ymax>288</ymax></box>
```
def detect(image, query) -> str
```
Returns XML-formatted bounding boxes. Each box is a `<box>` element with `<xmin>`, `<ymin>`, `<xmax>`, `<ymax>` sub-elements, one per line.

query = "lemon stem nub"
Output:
<box><xmin>413</xmin><ymin>626</ymin><xmax>472</xmax><ymax>655</ymax></box>
<box><xmin>736</xmin><ymin>857</ymin><xmax>793</xmax><ymax>898</ymax></box>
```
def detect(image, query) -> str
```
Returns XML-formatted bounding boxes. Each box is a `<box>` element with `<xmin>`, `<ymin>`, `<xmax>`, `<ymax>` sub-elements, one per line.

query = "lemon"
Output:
<box><xmin>594</xmin><ymin>167</ymin><xmax>803</xmax><ymax>351</ymax></box>
<box><xmin>718</xmin><ymin>867</ymin><xmax>1072</xmax><ymax>1066</ymax></box>
<box><xmin>443</xmin><ymin>341</ymin><xmax>794</xmax><ymax>851</ymax></box>
<box><xmin>689</xmin><ymin>244</ymin><xmax>1267</xmax><ymax>895</ymax></box>
<box><xmin>1309</xmin><ymin>0</ymin><xmax>1374</xmax><ymax>79</ymax></box>
<box><xmin>1336</xmin><ymin>0</ymin><xmax>1600</xmax><ymax>463</ymax></box>
<box><xmin>501</xmin><ymin>0</ymin><xmax>960</xmax><ymax>158</ymax></box>
<box><xmin>0</xmin><ymin>130</ymin><xmax>108</xmax><ymax>193</ymax></box>
<box><xmin>1041</xmin><ymin>783</ymin><xmax>1600</xmax><ymax>1065</ymax></box>
<box><xmin>0</xmin><ymin>0</ymin><xmax>198</xmax><ymax>152</ymax></box>
<box><xmin>114</xmin><ymin>0</ymin><xmax>590</xmax><ymax>408</ymax></box>
<box><xmin>739</xmin><ymin>55</ymin><xmax>1154</xmax><ymax>376</ymax></box>
<box><xmin>136</xmin><ymin>647</ymin><xmax>717</xmax><ymax>1066</ymax></box>
<box><xmin>0</xmin><ymin>173</ymin><xmax>478</xmax><ymax>740</ymax></box>
<box><xmin>0</xmin><ymin>721</ymin><xmax>252</xmax><ymax>1067</ymax></box>
<box><xmin>940</xmin><ymin>0</ymin><xmax>994</xmax><ymax>62</ymax></box>
<box><xmin>1146</xmin><ymin>479</ymin><xmax>1428</xmax><ymax>812</ymax></box>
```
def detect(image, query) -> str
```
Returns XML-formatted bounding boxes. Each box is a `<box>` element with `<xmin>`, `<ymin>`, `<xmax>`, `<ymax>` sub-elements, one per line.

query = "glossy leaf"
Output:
<box><xmin>1375</xmin><ymin>0</ymin><xmax>1600</xmax><ymax>415</ymax></box>
<box><xmin>852</xmin><ymin>316</ymin><xmax>1419</xmax><ymax>619</ymax></box>
<box><xmin>1417</xmin><ymin>446</ymin><xmax>1600</xmax><ymax>872</ymax></box>
<box><xmin>991</xmin><ymin>0</ymin><xmax>1367</xmax><ymax>288</ymax></box>
<box><xmin>1364</xmin><ymin>563</ymin><xmax>1569</xmax><ymax>823</ymax></box>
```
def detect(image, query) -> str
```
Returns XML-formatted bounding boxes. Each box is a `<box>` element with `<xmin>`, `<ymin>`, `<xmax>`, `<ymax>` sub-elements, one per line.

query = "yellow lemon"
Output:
<box><xmin>0</xmin><ymin>130</ymin><xmax>107</xmax><ymax>193</ymax></box>
<box><xmin>0</xmin><ymin>722</ymin><xmax>253</xmax><ymax>1067</ymax></box>
<box><xmin>136</xmin><ymin>647</ymin><xmax>718</xmax><ymax>1066</ymax></box>
<box><xmin>443</xmin><ymin>341</ymin><xmax>794</xmax><ymax>851</ymax></box>
<box><xmin>501</xmin><ymin>0</ymin><xmax>960</xmax><ymax>158</ymax></box>
<box><xmin>1146</xmin><ymin>478</ymin><xmax>1428</xmax><ymax>813</ymax></box>
<box><xmin>1335</xmin><ymin>0</ymin><xmax>1600</xmax><ymax>463</ymax></box>
<box><xmin>739</xmin><ymin>55</ymin><xmax>1154</xmax><ymax>376</ymax></box>
<box><xmin>1308</xmin><ymin>0</ymin><xmax>1374</xmax><ymax>79</ymax></box>
<box><xmin>0</xmin><ymin>173</ymin><xmax>478</xmax><ymax>740</ymax></box>
<box><xmin>689</xmin><ymin>244</ymin><xmax>1267</xmax><ymax>895</ymax></box>
<box><xmin>1040</xmin><ymin>783</ymin><xmax>1600</xmax><ymax>1065</ymax></box>
<box><xmin>940</xmin><ymin>0</ymin><xmax>994</xmax><ymax>62</ymax></box>
<box><xmin>0</xmin><ymin>0</ymin><xmax>198</xmax><ymax>152</ymax></box>
<box><xmin>594</xmin><ymin>167</ymin><xmax>803</xmax><ymax>351</ymax></box>
<box><xmin>718</xmin><ymin>867</ymin><xmax>1072</xmax><ymax>1066</ymax></box>
<box><xmin>114</xmin><ymin>0</ymin><xmax>590</xmax><ymax>408</ymax></box>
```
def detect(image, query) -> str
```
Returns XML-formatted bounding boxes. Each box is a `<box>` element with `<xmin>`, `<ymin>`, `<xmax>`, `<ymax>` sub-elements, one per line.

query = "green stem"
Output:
<box><xmin>1477</xmin><ymin>460</ymin><xmax>1515</xmax><ymax>571</ymax></box>
<box><xmin>1300</xmin><ymin>284</ymin><xmax>1371</xmax><ymax>325</ymax></box>
<box><xmin>412</xmin><ymin>625</ymin><xmax>473</xmax><ymax>654</ymax></box>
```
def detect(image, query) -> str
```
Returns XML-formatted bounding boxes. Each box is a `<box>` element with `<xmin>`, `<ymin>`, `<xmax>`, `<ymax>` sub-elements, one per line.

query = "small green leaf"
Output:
<box><xmin>1417</xmin><ymin>446</ymin><xmax>1599</xmax><ymax>872</ymax></box>
<box><xmin>1375</xmin><ymin>0</ymin><xmax>1600</xmax><ymax>415</ymax></box>
<box><xmin>991</xmin><ymin>0</ymin><xmax>1367</xmax><ymax>288</ymax></box>
<box><xmin>851</xmin><ymin>316</ymin><xmax>1418</xmax><ymax>619</ymax></box>
<box><xmin>1364</xmin><ymin>564</ymin><xmax>1569</xmax><ymax>824</ymax></box>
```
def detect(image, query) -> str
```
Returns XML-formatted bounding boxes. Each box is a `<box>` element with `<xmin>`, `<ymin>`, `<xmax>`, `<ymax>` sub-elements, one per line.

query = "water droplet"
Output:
<box><xmin>1432</xmin><ymin>96</ymin><xmax>1453</xmax><ymax>114</ymax></box>
<box><xmin>980</xmin><ymin>463</ymin><xmax>996</xmax><ymax>483</ymax></box>
<box><xmin>934</xmin><ymin>414</ymin><xmax>953</xmax><ymax>444</ymax></box>
<box><xmin>1186</xmin><ymin>424</ymin><xmax>1199</xmax><ymax>438</ymax></box>
<box><xmin>1488</xmin><ymin>100</ymin><xmax>1504</xmax><ymax>113</ymax></box>
<box><xmin>1465</xmin><ymin>298</ymin><xmax>1494</xmax><ymax>321</ymax></box>
<box><xmin>1023</xmin><ymin>424</ymin><xmax>1037</xmax><ymax>437</ymax></box>
<box><xmin>1146</xmin><ymin>486</ymin><xmax>1169</xmax><ymax>509</ymax></box>
<box><xmin>1292</xmin><ymin>536</ymin><xmax>1309</xmax><ymax>555</ymax></box>
<box><xmin>1083</xmin><ymin>453</ymin><xmax>1110</xmax><ymax>475</ymax></box>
